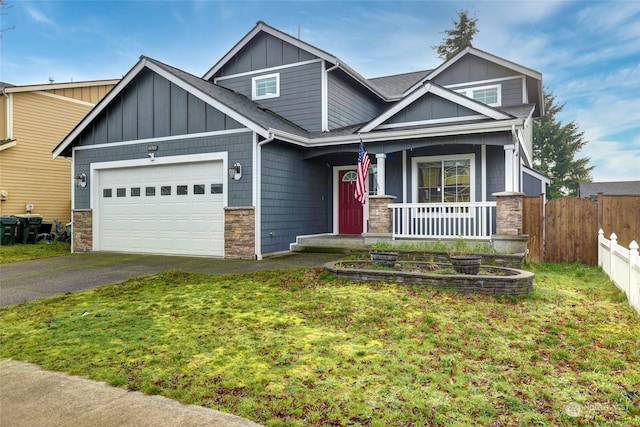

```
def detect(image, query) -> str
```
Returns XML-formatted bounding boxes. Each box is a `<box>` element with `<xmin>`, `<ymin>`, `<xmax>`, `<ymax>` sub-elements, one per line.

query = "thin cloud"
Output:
<box><xmin>25</xmin><ymin>5</ymin><xmax>55</xmax><ymax>26</ymax></box>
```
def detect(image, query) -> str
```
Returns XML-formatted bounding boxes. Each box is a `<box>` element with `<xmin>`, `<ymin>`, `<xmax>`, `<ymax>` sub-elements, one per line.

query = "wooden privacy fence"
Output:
<box><xmin>597</xmin><ymin>195</ymin><xmax>640</xmax><ymax>249</ymax></box>
<box><xmin>545</xmin><ymin>197</ymin><xmax>598</xmax><ymax>264</ymax></box>
<box><xmin>523</xmin><ymin>194</ymin><xmax>640</xmax><ymax>265</ymax></box>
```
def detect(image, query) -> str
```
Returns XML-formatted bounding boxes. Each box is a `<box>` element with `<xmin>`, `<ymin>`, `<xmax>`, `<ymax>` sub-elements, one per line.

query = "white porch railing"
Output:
<box><xmin>389</xmin><ymin>202</ymin><xmax>497</xmax><ymax>239</ymax></box>
<box><xmin>598</xmin><ymin>230</ymin><xmax>640</xmax><ymax>315</ymax></box>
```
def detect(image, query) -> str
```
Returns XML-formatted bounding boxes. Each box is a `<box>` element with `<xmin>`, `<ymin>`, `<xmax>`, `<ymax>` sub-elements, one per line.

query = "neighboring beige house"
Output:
<box><xmin>0</xmin><ymin>79</ymin><xmax>118</xmax><ymax>225</ymax></box>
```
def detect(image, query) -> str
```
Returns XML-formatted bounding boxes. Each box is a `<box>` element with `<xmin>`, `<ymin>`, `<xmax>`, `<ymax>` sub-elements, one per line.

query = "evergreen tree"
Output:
<box><xmin>533</xmin><ymin>90</ymin><xmax>593</xmax><ymax>198</ymax></box>
<box><xmin>432</xmin><ymin>9</ymin><xmax>478</xmax><ymax>61</ymax></box>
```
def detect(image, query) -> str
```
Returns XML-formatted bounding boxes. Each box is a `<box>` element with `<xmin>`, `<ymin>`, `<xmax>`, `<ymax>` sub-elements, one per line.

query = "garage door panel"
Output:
<box><xmin>97</xmin><ymin>160</ymin><xmax>225</xmax><ymax>256</ymax></box>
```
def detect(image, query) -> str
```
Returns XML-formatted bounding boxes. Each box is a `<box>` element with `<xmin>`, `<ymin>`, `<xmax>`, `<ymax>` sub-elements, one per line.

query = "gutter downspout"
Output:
<box><xmin>511</xmin><ymin>124</ymin><xmax>521</xmax><ymax>192</ymax></box>
<box><xmin>254</xmin><ymin>132</ymin><xmax>276</xmax><ymax>260</ymax></box>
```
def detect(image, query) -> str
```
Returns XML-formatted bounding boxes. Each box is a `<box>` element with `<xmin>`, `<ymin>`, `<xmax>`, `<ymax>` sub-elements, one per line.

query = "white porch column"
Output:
<box><xmin>504</xmin><ymin>144</ymin><xmax>515</xmax><ymax>192</ymax></box>
<box><xmin>375</xmin><ymin>153</ymin><xmax>386</xmax><ymax>195</ymax></box>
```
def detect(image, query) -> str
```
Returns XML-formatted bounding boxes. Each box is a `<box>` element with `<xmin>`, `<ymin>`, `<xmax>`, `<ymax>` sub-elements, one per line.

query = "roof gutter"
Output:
<box><xmin>269</xmin><ymin>118</ymin><xmax>525</xmax><ymax>147</ymax></box>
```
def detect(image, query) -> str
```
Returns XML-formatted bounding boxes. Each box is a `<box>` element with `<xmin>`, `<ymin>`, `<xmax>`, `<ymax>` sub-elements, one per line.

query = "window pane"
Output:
<box><xmin>161</xmin><ymin>186</ymin><xmax>171</xmax><ymax>196</ymax></box>
<box><xmin>103</xmin><ymin>188</ymin><xmax>112</xmax><ymax>198</ymax></box>
<box><xmin>417</xmin><ymin>161</ymin><xmax>442</xmax><ymax>203</ymax></box>
<box><xmin>211</xmin><ymin>184</ymin><xmax>223</xmax><ymax>194</ymax></box>
<box><xmin>473</xmin><ymin>88</ymin><xmax>497</xmax><ymax>105</ymax></box>
<box><xmin>256</xmin><ymin>77</ymin><xmax>277</xmax><ymax>97</ymax></box>
<box><xmin>131</xmin><ymin>187</ymin><xmax>141</xmax><ymax>197</ymax></box>
<box><xmin>443</xmin><ymin>160</ymin><xmax>471</xmax><ymax>202</ymax></box>
<box><xmin>117</xmin><ymin>188</ymin><xmax>126</xmax><ymax>197</ymax></box>
<box><xmin>194</xmin><ymin>184</ymin><xmax>205</xmax><ymax>195</ymax></box>
<box><xmin>145</xmin><ymin>186</ymin><xmax>155</xmax><ymax>196</ymax></box>
<box><xmin>177</xmin><ymin>185</ymin><xmax>188</xmax><ymax>195</ymax></box>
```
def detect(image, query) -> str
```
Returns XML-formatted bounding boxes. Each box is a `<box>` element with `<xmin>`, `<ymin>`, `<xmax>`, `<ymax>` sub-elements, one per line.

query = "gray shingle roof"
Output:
<box><xmin>579</xmin><ymin>181</ymin><xmax>640</xmax><ymax>198</ymax></box>
<box><xmin>368</xmin><ymin>70</ymin><xmax>432</xmax><ymax>98</ymax></box>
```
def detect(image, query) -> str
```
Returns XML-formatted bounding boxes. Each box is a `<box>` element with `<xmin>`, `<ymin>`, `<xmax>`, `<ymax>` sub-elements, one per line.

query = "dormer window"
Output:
<box><xmin>252</xmin><ymin>73</ymin><xmax>280</xmax><ymax>100</ymax></box>
<box><xmin>456</xmin><ymin>84</ymin><xmax>501</xmax><ymax>107</ymax></box>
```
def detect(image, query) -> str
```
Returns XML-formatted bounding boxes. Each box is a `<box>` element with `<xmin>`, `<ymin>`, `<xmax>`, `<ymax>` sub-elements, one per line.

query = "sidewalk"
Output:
<box><xmin>0</xmin><ymin>359</ymin><xmax>262</xmax><ymax>426</ymax></box>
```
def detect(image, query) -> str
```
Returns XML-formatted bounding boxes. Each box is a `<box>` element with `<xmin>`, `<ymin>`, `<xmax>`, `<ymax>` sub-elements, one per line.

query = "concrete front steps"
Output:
<box><xmin>290</xmin><ymin>234</ymin><xmax>365</xmax><ymax>253</ymax></box>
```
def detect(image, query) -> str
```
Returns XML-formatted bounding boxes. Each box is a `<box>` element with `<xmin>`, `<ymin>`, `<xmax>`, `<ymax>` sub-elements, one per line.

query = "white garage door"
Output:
<box><xmin>96</xmin><ymin>161</ymin><xmax>224</xmax><ymax>256</ymax></box>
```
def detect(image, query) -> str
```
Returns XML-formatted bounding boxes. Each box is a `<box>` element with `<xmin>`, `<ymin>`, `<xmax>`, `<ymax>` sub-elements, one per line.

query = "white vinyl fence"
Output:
<box><xmin>597</xmin><ymin>229</ymin><xmax>640</xmax><ymax>315</ymax></box>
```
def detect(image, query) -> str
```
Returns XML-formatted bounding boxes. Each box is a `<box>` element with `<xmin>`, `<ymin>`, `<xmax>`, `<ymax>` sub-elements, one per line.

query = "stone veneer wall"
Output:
<box><xmin>494</xmin><ymin>192</ymin><xmax>524</xmax><ymax>235</ymax></box>
<box><xmin>72</xmin><ymin>209</ymin><xmax>93</xmax><ymax>253</ymax></box>
<box><xmin>368</xmin><ymin>195</ymin><xmax>396</xmax><ymax>233</ymax></box>
<box><xmin>224</xmin><ymin>207</ymin><xmax>255</xmax><ymax>259</ymax></box>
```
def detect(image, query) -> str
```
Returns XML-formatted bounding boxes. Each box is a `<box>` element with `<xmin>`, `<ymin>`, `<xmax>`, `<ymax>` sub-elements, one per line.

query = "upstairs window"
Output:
<box><xmin>252</xmin><ymin>73</ymin><xmax>280</xmax><ymax>100</ymax></box>
<box><xmin>456</xmin><ymin>84</ymin><xmax>501</xmax><ymax>107</ymax></box>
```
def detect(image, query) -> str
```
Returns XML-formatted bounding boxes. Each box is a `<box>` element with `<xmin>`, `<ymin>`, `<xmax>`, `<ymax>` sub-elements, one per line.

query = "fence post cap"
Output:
<box><xmin>610</xmin><ymin>232</ymin><xmax>617</xmax><ymax>240</ymax></box>
<box><xmin>598</xmin><ymin>229</ymin><xmax>604</xmax><ymax>235</ymax></box>
<box><xmin>630</xmin><ymin>240</ymin><xmax>639</xmax><ymax>250</ymax></box>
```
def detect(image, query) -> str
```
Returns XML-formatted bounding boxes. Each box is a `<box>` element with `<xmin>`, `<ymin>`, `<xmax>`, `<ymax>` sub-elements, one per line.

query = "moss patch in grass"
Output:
<box><xmin>1</xmin><ymin>264</ymin><xmax>638</xmax><ymax>426</ymax></box>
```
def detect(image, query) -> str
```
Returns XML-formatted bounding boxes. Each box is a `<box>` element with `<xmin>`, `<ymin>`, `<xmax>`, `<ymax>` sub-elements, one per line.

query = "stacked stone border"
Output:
<box><xmin>325</xmin><ymin>261</ymin><xmax>534</xmax><ymax>295</ymax></box>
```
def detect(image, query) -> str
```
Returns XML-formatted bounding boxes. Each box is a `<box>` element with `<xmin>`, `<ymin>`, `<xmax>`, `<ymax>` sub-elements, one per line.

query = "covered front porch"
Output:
<box><xmin>291</xmin><ymin>192</ymin><xmax>528</xmax><ymax>255</ymax></box>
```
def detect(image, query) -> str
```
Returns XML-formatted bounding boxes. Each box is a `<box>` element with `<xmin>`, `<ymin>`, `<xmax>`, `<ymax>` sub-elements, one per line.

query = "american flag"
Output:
<box><xmin>354</xmin><ymin>137</ymin><xmax>371</xmax><ymax>204</ymax></box>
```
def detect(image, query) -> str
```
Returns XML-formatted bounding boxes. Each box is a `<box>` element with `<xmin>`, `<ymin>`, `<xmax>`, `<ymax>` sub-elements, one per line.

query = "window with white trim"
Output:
<box><xmin>456</xmin><ymin>84</ymin><xmax>501</xmax><ymax>107</ymax></box>
<box><xmin>413</xmin><ymin>154</ymin><xmax>475</xmax><ymax>203</ymax></box>
<box><xmin>252</xmin><ymin>73</ymin><xmax>280</xmax><ymax>100</ymax></box>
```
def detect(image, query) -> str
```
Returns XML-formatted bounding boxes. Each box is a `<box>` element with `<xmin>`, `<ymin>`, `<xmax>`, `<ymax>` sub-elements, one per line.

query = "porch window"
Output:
<box><xmin>252</xmin><ymin>73</ymin><xmax>280</xmax><ymax>100</ymax></box>
<box><xmin>413</xmin><ymin>154</ymin><xmax>474</xmax><ymax>203</ymax></box>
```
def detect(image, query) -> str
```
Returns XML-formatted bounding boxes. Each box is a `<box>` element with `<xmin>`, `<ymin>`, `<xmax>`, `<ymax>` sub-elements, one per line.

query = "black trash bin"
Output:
<box><xmin>1</xmin><ymin>216</ymin><xmax>18</xmax><ymax>245</ymax></box>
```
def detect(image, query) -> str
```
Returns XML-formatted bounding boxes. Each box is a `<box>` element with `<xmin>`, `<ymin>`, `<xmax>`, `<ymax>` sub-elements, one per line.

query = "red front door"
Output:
<box><xmin>338</xmin><ymin>170</ymin><xmax>363</xmax><ymax>234</ymax></box>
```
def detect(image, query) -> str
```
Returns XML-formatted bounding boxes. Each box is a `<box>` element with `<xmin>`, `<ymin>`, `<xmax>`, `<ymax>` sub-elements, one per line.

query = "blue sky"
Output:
<box><xmin>1</xmin><ymin>0</ymin><xmax>639</xmax><ymax>182</ymax></box>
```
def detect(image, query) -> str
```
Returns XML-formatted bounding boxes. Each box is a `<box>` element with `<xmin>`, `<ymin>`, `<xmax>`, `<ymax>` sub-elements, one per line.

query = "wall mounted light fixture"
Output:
<box><xmin>75</xmin><ymin>173</ymin><xmax>87</xmax><ymax>188</ymax></box>
<box><xmin>229</xmin><ymin>162</ymin><xmax>242</xmax><ymax>180</ymax></box>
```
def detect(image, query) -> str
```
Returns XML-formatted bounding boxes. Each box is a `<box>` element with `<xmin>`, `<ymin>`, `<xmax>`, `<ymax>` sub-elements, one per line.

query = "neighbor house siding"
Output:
<box><xmin>50</xmin><ymin>85</ymin><xmax>113</xmax><ymax>104</ymax></box>
<box><xmin>327</xmin><ymin>69</ymin><xmax>383</xmax><ymax>129</ymax></box>
<box><xmin>0</xmin><ymin>91</ymin><xmax>107</xmax><ymax>221</ymax></box>
<box><xmin>261</xmin><ymin>142</ymin><xmax>329</xmax><ymax>253</ymax></box>
<box><xmin>77</xmin><ymin>70</ymin><xmax>243</xmax><ymax>146</ymax></box>
<box><xmin>73</xmin><ymin>132</ymin><xmax>254</xmax><ymax>209</ymax></box>
<box><xmin>216</xmin><ymin>61</ymin><xmax>323</xmax><ymax>132</ymax></box>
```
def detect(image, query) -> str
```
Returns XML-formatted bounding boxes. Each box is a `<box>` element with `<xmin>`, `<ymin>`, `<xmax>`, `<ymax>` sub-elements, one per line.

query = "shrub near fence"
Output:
<box><xmin>598</xmin><ymin>230</ymin><xmax>640</xmax><ymax>315</ymax></box>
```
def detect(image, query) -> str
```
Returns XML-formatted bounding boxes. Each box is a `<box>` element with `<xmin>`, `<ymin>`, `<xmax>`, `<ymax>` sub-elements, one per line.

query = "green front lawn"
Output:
<box><xmin>0</xmin><ymin>241</ymin><xmax>71</xmax><ymax>264</ymax></box>
<box><xmin>1</xmin><ymin>263</ymin><xmax>638</xmax><ymax>426</ymax></box>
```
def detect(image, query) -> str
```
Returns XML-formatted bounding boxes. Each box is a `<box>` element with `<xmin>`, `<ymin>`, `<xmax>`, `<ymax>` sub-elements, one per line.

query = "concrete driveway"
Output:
<box><xmin>0</xmin><ymin>251</ymin><xmax>346</xmax><ymax>307</ymax></box>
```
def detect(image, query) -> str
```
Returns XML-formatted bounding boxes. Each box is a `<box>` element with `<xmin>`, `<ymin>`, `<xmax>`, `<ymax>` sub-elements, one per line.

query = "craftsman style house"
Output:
<box><xmin>54</xmin><ymin>21</ymin><xmax>547</xmax><ymax>259</ymax></box>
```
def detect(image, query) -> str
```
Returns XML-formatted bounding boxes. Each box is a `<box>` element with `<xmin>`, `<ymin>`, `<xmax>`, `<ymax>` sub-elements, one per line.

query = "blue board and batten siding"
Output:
<box><xmin>72</xmin><ymin>68</ymin><xmax>254</xmax><ymax>209</ymax></box>
<box><xmin>386</xmin><ymin>94</ymin><xmax>478</xmax><ymax>125</ymax></box>
<box><xmin>78</xmin><ymin>69</ymin><xmax>243</xmax><ymax>146</ymax></box>
<box><xmin>213</xmin><ymin>32</ymin><xmax>316</xmax><ymax>77</ymax></box>
<box><xmin>260</xmin><ymin>142</ymin><xmax>330</xmax><ymax>253</ymax></box>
